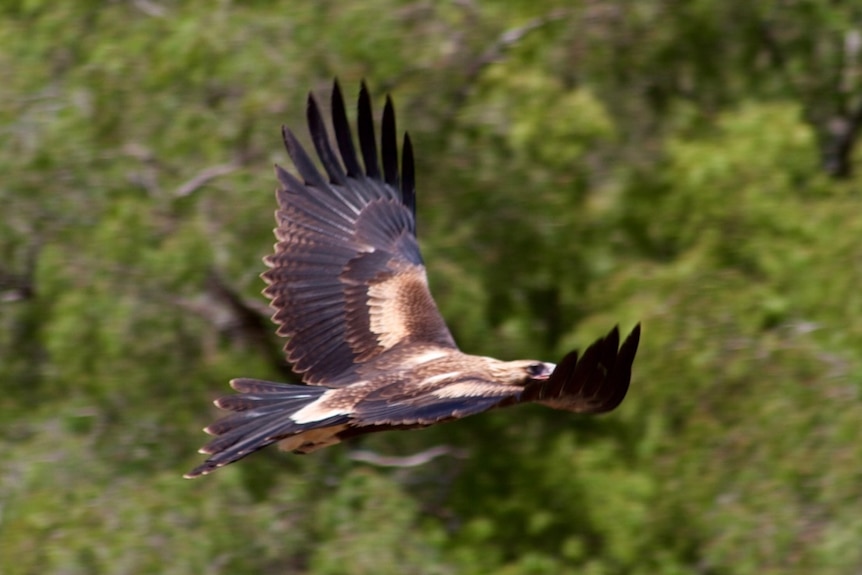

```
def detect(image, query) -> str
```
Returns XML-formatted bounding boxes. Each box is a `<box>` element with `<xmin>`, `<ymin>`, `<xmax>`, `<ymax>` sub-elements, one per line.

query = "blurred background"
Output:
<box><xmin>2</xmin><ymin>1</ymin><xmax>861</xmax><ymax>573</ymax></box>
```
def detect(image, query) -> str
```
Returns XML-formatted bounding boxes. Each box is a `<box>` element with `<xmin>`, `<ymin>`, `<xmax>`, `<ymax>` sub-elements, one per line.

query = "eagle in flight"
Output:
<box><xmin>185</xmin><ymin>81</ymin><xmax>640</xmax><ymax>478</ymax></box>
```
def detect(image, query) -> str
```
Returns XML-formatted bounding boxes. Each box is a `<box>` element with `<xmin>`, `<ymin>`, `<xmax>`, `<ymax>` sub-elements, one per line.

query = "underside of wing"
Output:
<box><xmin>353</xmin><ymin>378</ymin><xmax>520</xmax><ymax>427</ymax></box>
<box><xmin>264</xmin><ymin>81</ymin><xmax>457</xmax><ymax>386</ymax></box>
<box><xmin>345</xmin><ymin>324</ymin><xmax>641</xmax><ymax>429</ymax></box>
<box><xmin>518</xmin><ymin>324</ymin><xmax>641</xmax><ymax>413</ymax></box>
<box><xmin>329</xmin><ymin>385</ymin><xmax>514</xmax><ymax>444</ymax></box>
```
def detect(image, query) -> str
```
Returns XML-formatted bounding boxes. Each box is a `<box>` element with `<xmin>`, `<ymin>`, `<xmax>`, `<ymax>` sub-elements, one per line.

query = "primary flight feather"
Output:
<box><xmin>185</xmin><ymin>81</ymin><xmax>640</xmax><ymax>478</ymax></box>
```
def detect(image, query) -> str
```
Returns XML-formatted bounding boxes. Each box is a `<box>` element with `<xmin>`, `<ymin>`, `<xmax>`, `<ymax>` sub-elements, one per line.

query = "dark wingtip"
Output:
<box><xmin>282</xmin><ymin>122</ymin><xmax>328</xmax><ymax>189</ymax></box>
<box><xmin>307</xmin><ymin>89</ymin><xmax>348</xmax><ymax>185</ymax></box>
<box><xmin>331</xmin><ymin>78</ymin><xmax>362</xmax><ymax>177</ymax></box>
<box><xmin>402</xmin><ymin>132</ymin><xmax>416</xmax><ymax>230</ymax></box>
<box><xmin>381</xmin><ymin>94</ymin><xmax>399</xmax><ymax>187</ymax></box>
<box><xmin>596</xmin><ymin>323</ymin><xmax>640</xmax><ymax>413</ymax></box>
<box><xmin>357</xmin><ymin>80</ymin><xmax>380</xmax><ymax>179</ymax></box>
<box><xmin>623</xmin><ymin>322</ymin><xmax>641</xmax><ymax>351</ymax></box>
<box><xmin>280</xmin><ymin>124</ymin><xmax>292</xmax><ymax>150</ymax></box>
<box><xmin>273</xmin><ymin>162</ymin><xmax>305</xmax><ymax>207</ymax></box>
<box><xmin>274</xmin><ymin>162</ymin><xmax>290</xmax><ymax>185</ymax></box>
<box><xmin>523</xmin><ymin>323</ymin><xmax>641</xmax><ymax>414</ymax></box>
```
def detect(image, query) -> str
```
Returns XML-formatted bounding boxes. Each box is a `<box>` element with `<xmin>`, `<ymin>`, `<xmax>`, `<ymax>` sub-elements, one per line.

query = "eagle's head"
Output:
<box><xmin>487</xmin><ymin>359</ymin><xmax>556</xmax><ymax>386</ymax></box>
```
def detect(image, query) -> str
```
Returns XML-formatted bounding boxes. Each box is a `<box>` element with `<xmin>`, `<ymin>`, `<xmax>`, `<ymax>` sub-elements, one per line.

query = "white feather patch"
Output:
<box><xmin>421</xmin><ymin>371</ymin><xmax>462</xmax><ymax>387</ymax></box>
<box><xmin>431</xmin><ymin>381</ymin><xmax>510</xmax><ymax>399</ymax></box>
<box><xmin>290</xmin><ymin>390</ymin><xmax>348</xmax><ymax>424</ymax></box>
<box><xmin>367</xmin><ymin>276</ymin><xmax>413</xmax><ymax>349</ymax></box>
<box><xmin>406</xmin><ymin>349</ymin><xmax>449</xmax><ymax>365</ymax></box>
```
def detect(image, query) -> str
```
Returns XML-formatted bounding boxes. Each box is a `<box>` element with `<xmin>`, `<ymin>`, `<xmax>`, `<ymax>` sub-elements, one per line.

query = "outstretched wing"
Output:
<box><xmin>346</xmin><ymin>324</ymin><xmax>642</xmax><ymax>429</ymax></box>
<box><xmin>520</xmin><ymin>323</ymin><xmax>641</xmax><ymax>413</ymax></box>
<box><xmin>265</xmin><ymin>81</ymin><xmax>457</xmax><ymax>386</ymax></box>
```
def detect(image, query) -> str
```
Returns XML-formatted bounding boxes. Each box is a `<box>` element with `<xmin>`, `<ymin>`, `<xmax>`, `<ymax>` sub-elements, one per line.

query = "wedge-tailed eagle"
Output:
<box><xmin>185</xmin><ymin>81</ymin><xmax>640</xmax><ymax>478</ymax></box>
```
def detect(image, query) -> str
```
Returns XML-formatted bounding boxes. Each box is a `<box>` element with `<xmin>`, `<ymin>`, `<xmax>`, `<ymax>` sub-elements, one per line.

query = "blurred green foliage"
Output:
<box><xmin>2</xmin><ymin>1</ymin><xmax>861</xmax><ymax>574</ymax></box>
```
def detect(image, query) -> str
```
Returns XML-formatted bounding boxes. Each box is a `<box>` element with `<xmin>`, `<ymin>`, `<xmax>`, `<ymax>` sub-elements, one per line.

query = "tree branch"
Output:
<box><xmin>443</xmin><ymin>9</ymin><xmax>571</xmax><ymax>127</ymax></box>
<box><xmin>174</xmin><ymin>163</ymin><xmax>239</xmax><ymax>198</ymax></box>
<box><xmin>822</xmin><ymin>97</ymin><xmax>862</xmax><ymax>179</ymax></box>
<box><xmin>178</xmin><ymin>269</ymin><xmax>296</xmax><ymax>380</ymax></box>
<box><xmin>0</xmin><ymin>243</ymin><xmax>40</xmax><ymax>302</ymax></box>
<box><xmin>347</xmin><ymin>445</ymin><xmax>468</xmax><ymax>468</ymax></box>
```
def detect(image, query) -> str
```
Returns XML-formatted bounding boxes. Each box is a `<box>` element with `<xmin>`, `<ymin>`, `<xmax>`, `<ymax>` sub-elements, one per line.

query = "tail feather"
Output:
<box><xmin>229</xmin><ymin>377</ymin><xmax>315</xmax><ymax>394</ymax></box>
<box><xmin>204</xmin><ymin>401</ymin><xmax>313</xmax><ymax>436</ymax></box>
<box><xmin>184</xmin><ymin>379</ymin><xmax>347</xmax><ymax>478</ymax></box>
<box><xmin>215</xmin><ymin>379</ymin><xmax>326</xmax><ymax>412</ymax></box>
<box><xmin>199</xmin><ymin>411</ymin><xmax>301</xmax><ymax>455</ymax></box>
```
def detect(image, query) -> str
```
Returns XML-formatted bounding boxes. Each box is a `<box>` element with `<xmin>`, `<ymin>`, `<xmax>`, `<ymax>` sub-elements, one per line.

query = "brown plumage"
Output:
<box><xmin>185</xmin><ymin>81</ymin><xmax>641</xmax><ymax>478</ymax></box>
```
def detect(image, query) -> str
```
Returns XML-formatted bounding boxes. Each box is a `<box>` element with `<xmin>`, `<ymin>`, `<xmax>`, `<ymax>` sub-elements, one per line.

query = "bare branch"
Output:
<box><xmin>0</xmin><ymin>242</ymin><xmax>40</xmax><ymax>302</ymax></box>
<box><xmin>822</xmin><ymin>97</ymin><xmax>862</xmax><ymax>178</ymax></box>
<box><xmin>174</xmin><ymin>163</ymin><xmax>239</xmax><ymax>198</ymax></box>
<box><xmin>132</xmin><ymin>0</ymin><xmax>167</xmax><ymax>18</ymax></box>
<box><xmin>421</xmin><ymin>8</ymin><xmax>573</xmax><ymax>143</ymax></box>
<box><xmin>177</xmin><ymin>269</ymin><xmax>295</xmax><ymax>380</ymax></box>
<box><xmin>347</xmin><ymin>445</ymin><xmax>468</xmax><ymax>468</ymax></box>
<box><xmin>464</xmin><ymin>9</ymin><xmax>569</xmax><ymax>88</ymax></box>
<box><xmin>756</xmin><ymin>17</ymin><xmax>802</xmax><ymax>98</ymax></box>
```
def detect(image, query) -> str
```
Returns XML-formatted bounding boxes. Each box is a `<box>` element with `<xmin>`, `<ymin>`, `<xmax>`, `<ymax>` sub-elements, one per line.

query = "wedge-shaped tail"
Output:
<box><xmin>184</xmin><ymin>379</ymin><xmax>347</xmax><ymax>478</ymax></box>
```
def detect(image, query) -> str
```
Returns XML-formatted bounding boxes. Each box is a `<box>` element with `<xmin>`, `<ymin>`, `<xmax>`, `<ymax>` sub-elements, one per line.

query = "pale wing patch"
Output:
<box><xmin>290</xmin><ymin>390</ymin><xmax>349</xmax><ymax>424</ymax></box>
<box><xmin>421</xmin><ymin>371</ymin><xmax>464</xmax><ymax>387</ymax></box>
<box><xmin>367</xmin><ymin>271</ymin><xmax>429</xmax><ymax>350</ymax></box>
<box><xmin>431</xmin><ymin>381</ymin><xmax>514</xmax><ymax>399</ymax></box>
<box><xmin>404</xmin><ymin>348</ymin><xmax>449</xmax><ymax>365</ymax></box>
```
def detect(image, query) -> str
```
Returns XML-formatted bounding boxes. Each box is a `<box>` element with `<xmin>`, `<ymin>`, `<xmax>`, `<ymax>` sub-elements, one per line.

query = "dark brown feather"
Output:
<box><xmin>307</xmin><ymin>94</ymin><xmax>348</xmax><ymax>185</ymax></box>
<box><xmin>401</xmin><ymin>133</ymin><xmax>416</xmax><ymax>230</ymax></box>
<box><xmin>381</xmin><ymin>95</ymin><xmax>399</xmax><ymax>188</ymax></box>
<box><xmin>519</xmin><ymin>324</ymin><xmax>641</xmax><ymax>413</ymax></box>
<box><xmin>331</xmin><ymin>81</ymin><xmax>363</xmax><ymax>177</ymax></box>
<box><xmin>262</xmin><ymin>80</ymin><xmax>456</xmax><ymax>386</ymax></box>
<box><xmin>358</xmin><ymin>81</ymin><xmax>380</xmax><ymax>179</ymax></box>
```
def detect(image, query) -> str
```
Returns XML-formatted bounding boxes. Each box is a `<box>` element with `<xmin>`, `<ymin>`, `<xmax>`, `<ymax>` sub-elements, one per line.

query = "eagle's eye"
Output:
<box><xmin>526</xmin><ymin>363</ymin><xmax>549</xmax><ymax>378</ymax></box>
